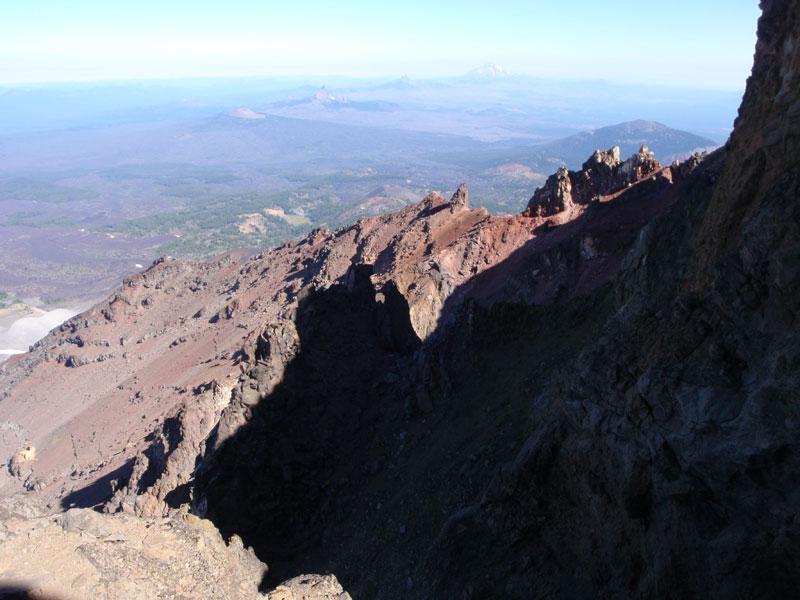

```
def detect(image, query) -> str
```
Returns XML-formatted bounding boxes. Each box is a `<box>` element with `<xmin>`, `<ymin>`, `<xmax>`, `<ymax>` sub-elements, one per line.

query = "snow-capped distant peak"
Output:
<box><xmin>468</xmin><ymin>63</ymin><xmax>508</xmax><ymax>79</ymax></box>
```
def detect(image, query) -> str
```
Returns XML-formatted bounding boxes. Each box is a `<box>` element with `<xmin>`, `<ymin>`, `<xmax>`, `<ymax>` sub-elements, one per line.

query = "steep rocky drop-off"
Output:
<box><xmin>411</xmin><ymin>1</ymin><xmax>800</xmax><ymax>597</ymax></box>
<box><xmin>0</xmin><ymin>143</ymin><xmax>681</xmax><ymax>514</ymax></box>
<box><xmin>0</xmin><ymin>1</ymin><xmax>798</xmax><ymax>597</ymax></box>
<box><xmin>0</xmin><ymin>147</ymin><xmax>695</xmax><ymax>595</ymax></box>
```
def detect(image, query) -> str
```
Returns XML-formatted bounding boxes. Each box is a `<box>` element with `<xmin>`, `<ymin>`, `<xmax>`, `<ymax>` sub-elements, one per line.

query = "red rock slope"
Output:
<box><xmin>0</xmin><ymin>144</ymin><xmax>701</xmax><ymax>510</ymax></box>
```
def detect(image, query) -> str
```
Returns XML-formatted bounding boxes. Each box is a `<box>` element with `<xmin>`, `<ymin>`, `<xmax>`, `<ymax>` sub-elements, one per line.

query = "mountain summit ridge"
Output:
<box><xmin>0</xmin><ymin>142</ymin><xmax>690</xmax><ymax>503</ymax></box>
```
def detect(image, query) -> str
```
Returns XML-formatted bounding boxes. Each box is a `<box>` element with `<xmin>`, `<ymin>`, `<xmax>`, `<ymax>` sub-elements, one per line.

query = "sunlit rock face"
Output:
<box><xmin>524</xmin><ymin>144</ymin><xmax>662</xmax><ymax>219</ymax></box>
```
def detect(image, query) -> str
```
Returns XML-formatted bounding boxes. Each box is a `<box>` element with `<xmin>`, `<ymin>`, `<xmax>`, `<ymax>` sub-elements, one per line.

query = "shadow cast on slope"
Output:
<box><xmin>193</xmin><ymin>264</ymin><xmax>421</xmax><ymax>588</ymax></box>
<box><xmin>55</xmin><ymin>156</ymin><xmax>719</xmax><ymax>596</ymax></box>
<box><xmin>59</xmin><ymin>458</ymin><xmax>134</xmax><ymax>510</ymax></box>
<box><xmin>0</xmin><ymin>592</ymin><xmax>65</xmax><ymax>599</ymax></box>
<box><xmin>436</xmin><ymin>168</ymin><xmax>684</xmax><ymax>331</ymax></box>
<box><xmin>190</xmin><ymin>166</ymin><xmax>699</xmax><ymax>593</ymax></box>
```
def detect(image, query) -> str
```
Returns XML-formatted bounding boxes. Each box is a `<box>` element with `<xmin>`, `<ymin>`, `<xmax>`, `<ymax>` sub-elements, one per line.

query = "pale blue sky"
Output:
<box><xmin>1</xmin><ymin>0</ymin><xmax>761</xmax><ymax>88</ymax></box>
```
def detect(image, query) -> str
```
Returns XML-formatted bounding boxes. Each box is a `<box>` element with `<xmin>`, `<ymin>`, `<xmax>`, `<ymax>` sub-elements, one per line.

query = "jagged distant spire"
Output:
<box><xmin>449</xmin><ymin>183</ymin><xmax>469</xmax><ymax>212</ymax></box>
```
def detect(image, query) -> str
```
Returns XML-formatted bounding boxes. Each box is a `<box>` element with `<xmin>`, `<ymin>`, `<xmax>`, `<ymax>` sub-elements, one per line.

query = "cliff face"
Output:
<box><xmin>413</xmin><ymin>2</ymin><xmax>800</xmax><ymax>597</ymax></box>
<box><xmin>690</xmin><ymin>0</ymin><xmax>800</xmax><ymax>290</ymax></box>
<box><xmin>0</xmin><ymin>2</ymin><xmax>798</xmax><ymax>598</ymax></box>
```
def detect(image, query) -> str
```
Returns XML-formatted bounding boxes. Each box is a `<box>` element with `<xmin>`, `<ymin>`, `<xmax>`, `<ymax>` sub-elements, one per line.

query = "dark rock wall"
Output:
<box><xmin>416</xmin><ymin>2</ymin><xmax>800</xmax><ymax>596</ymax></box>
<box><xmin>192</xmin><ymin>3</ymin><xmax>799</xmax><ymax>598</ymax></box>
<box><xmin>194</xmin><ymin>266</ymin><xmax>421</xmax><ymax>587</ymax></box>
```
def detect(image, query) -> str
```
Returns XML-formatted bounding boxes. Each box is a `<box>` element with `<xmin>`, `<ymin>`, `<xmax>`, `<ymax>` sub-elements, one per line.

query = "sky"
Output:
<box><xmin>1</xmin><ymin>0</ymin><xmax>761</xmax><ymax>89</ymax></box>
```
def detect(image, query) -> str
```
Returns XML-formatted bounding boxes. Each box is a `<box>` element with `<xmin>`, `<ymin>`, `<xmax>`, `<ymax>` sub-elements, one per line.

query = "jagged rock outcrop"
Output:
<box><xmin>0</xmin><ymin>163</ymin><xmax>679</xmax><ymax>510</ymax></box>
<box><xmin>411</xmin><ymin>3</ymin><xmax>800</xmax><ymax>598</ymax></box>
<box><xmin>524</xmin><ymin>144</ymin><xmax>662</xmax><ymax>219</ymax></box>
<box><xmin>0</xmin><ymin>146</ymin><xmax>711</xmax><ymax>594</ymax></box>
<box><xmin>103</xmin><ymin>381</ymin><xmax>233</xmax><ymax>518</ymax></box>
<box><xmin>449</xmin><ymin>182</ymin><xmax>469</xmax><ymax>212</ymax></box>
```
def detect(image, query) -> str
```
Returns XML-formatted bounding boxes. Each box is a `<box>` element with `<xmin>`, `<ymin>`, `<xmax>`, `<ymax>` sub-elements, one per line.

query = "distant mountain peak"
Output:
<box><xmin>314</xmin><ymin>86</ymin><xmax>346</xmax><ymax>104</ymax></box>
<box><xmin>468</xmin><ymin>63</ymin><xmax>508</xmax><ymax>79</ymax></box>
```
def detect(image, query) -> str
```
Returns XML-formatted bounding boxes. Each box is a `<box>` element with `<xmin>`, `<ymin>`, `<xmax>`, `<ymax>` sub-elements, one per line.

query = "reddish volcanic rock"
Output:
<box><xmin>0</xmin><ymin>146</ymin><xmax>703</xmax><ymax>514</ymax></box>
<box><xmin>449</xmin><ymin>182</ymin><xmax>469</xmax><ymax>212</ymax></box>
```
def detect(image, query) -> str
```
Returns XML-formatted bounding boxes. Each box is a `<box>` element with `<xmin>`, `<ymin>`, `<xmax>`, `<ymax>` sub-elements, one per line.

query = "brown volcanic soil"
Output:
<box><xmin>0</xmin><ymin>148</ymin><xmax>684</xmax><ymax>510</ymax></box>
<box><xmin>0</xmin><ymin>222</ymin><xmax>176</xmax><ymax>303</ymax></box>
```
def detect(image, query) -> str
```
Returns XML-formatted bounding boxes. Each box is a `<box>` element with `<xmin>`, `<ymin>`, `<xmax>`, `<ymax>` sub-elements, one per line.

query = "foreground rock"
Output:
<box><xmin>0</xmin><ymin>493</ymin><xmax>265</xmax><ymax>599</ymax></box>
<box><xmin>267</xmin><ymin>574</ymin><xmax>351</xmax><ymax>600</ymax></box>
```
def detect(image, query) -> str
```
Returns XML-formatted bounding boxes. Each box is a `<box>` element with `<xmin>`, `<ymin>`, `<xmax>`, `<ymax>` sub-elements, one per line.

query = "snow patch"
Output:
<box><xmin>0</xmin><ymin>308</ymin><xmax>77</xmax><ymax>357</ymax></box>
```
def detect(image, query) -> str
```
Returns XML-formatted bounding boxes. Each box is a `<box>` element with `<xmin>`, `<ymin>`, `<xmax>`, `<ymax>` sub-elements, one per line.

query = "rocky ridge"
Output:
<box><xmin>0</xmin><ymin>142</ymin><xmax>680</xmax><ymax>512</ymax></box>
<box><xmin>412</xmin><ymin>2</ymin><xmax>800</xmax><ymax>597</ymax></box>
<box><xmin>523</xmin><ymin>144</ymin><xmax>663</xmax><ymax>219</ymax></box>
<box><xmin>0</xmin><ymin>140</ymin><xmax>693</xmax><ymax>594</ymax></box>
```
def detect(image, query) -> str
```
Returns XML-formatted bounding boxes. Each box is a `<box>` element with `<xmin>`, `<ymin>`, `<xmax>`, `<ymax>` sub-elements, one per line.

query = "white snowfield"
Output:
<box><xmin>0</xmin><ymin>307</ymin><xmax>77</xmax><ymax>358</ymax></box>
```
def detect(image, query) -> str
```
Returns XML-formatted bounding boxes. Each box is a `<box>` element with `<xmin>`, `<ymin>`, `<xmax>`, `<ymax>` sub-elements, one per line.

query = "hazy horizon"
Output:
<box><xmin>0</xmin><ymin>67</ymin><xmax>754</xmax><ymax>92</ymax></box>
<box><xmin>2</xmin><ymin>1</ymin><xmax>760</xmax><ymax>90</ymax></box>
<box><xmin>0</xmin><ymin>1</ymin><xmax>758</xmax><ymax>310</ymax></box>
